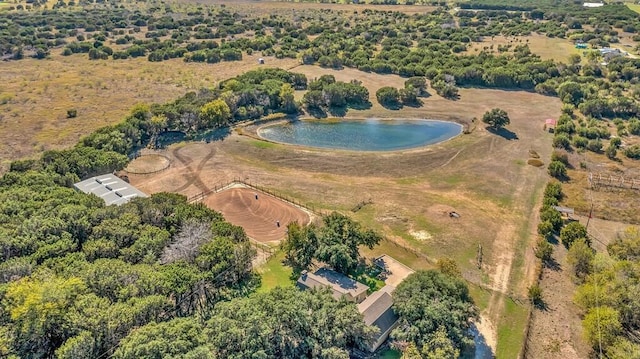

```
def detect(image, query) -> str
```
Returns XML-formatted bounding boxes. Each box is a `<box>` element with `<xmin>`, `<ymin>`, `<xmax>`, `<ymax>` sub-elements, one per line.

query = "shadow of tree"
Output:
<box><xmin>486</xmin><ymin>126</ymin><xmax>518</xmax><ymax>140</ymax></box>
<box><xmin>348</xmin><ymin>101</ymin><xmax>373</xmax><ymax>111</ymax></box>
<box><xmin>543</xmin><ymin>256</ymin><xmax>561</xmax><ymax>271</ymax></box>
<box><xmin>306</xmin><ymin>107</ymin><xmax>327</xmax><ymax>119</ymax></box>
<box><xmin>380</xmin><ymin>102</ymin><xmax>403</xmax><ymax>110</ymax></box>
<box><xmin>328</xmin><ymin>106</ymin><xmax>347</xmax><ymax>117</ymax></box>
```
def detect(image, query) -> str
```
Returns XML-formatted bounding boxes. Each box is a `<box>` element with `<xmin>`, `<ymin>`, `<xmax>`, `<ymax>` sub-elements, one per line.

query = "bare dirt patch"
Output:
<box><xmin>203</xmin><ymin>186</ymin><xmax>310</xmax><ymax>243</ymax></box>
<box><xmin>525</xmin><ymin>244</ymin><xmax>591</xmax><ymax>359</ymax></box>
<box><xmin>125</xmin><ymin>154</ymin><xmax>171</xmax><ymax>174</ymax></box>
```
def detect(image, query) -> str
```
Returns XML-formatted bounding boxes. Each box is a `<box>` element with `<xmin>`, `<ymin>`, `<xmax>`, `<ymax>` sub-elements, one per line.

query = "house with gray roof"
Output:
<box><xmin>296</xmin><ymin>268</ymin><xmax>369</xmax><ymax>303</ymax></box>
<box><xmin>357</xmin><ymin>285</ymin><xmax>399</xmax><ymax>352</ymax></box>
<box><xmin>74</xmin><ymin>174</ymin><xmax>148</xmax><ymax>206</ymax></box>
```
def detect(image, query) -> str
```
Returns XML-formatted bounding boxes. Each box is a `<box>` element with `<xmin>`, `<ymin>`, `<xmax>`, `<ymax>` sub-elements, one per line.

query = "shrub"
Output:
<box><xmin>560</xmin><ymin>221</ymin><xmax>588</xmax><ymax>248</ymax></box>
<box><xmin>66</xmin><ymin>109</ymin><xmax>77</xmax><ymax>118</ymax></box>
<box><xmin>537</xmin><ymin>221</ymin><xmax>554</xmax><ymax>238</ymax></box>
<box><xmin>551</xmin><ymin>151</ymin><xmax>569</xmax><ymax>166</ymax></box>
<box><xmin>528</xmin><ymin>284</ymin><xmax>544</xmax><ymax>308</ymax></box>
<box><xmin>586</xmin><ymin>139</ymin><xmax>603</xmax><ymax>153</ymax></box>
<box><xmin>376</xmin><ymin>87</ymin><xmax>400</xmax><ymax>108</ymax></box>
<box><xmin>548</xmin><ymin>160</ymin><xmax>567</xmax><ymax>180</ymax></box>
<box><xmin>573</xmin><ymin>136</ymin><xmax>588</xmax><ymax>149</ymax></box>
<box><xmin>553</xmin><ymin>134</ymin><xmax>571</xmax><ymax>149</ymax></box>
<box><xmin>609</xmin><ymin>137</ymin><xmax>621</xmax><ymax>148</ymax></box>
<box><xmin>605</xmin><ymin>145</ymin><xmax>617</xmax><ymax>160</ymax></box>
<box><xmin>624</xmin><ymin>145</ymin><xmax>640</xmax><ymax>159</ymax></box>
<box><xmin>535</xmin><ymin>239</ymin><xmax>553</xmax><ymax>262</ymax></box>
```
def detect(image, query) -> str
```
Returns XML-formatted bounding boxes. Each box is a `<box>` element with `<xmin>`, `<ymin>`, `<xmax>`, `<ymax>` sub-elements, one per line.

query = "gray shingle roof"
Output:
<box><xmin>74</xmin><ymin>174</ymin><xmax>148</xmax><ymax>206</ymax></box>
<box><xmin>297</xmin><ymin>268</ymin><xmax>368</xmax><ymax>301</ymax></box>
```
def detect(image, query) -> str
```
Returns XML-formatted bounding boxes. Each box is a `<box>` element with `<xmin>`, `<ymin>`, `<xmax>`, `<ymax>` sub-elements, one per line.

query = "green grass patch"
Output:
<box><xmin>627</xmin><ymin>3</ymin><xmax>640</xmax><ymax>14</ymax></box>
<box><xmin>250</xmin><ymin>140</ymin><xmax>277</xmax><ymax>149</ymax></box>
<box><xmin>468</xmin><ymin>283</ymin><xmax>492</xmax><ymax>312</ymax></box>
<box><xmin>376</xmin><ymin>348</ymin><xmax>401</xmax><ymax>359</ymax></box>
<box><xmin>256</xmin><ymin>251</ymin><xmax>294</xmax><ymax>293</ymax></box>
<box><xmin>496</xmin><ymin>297</ymin><xmax>529</xmax><ymax>359</ymax></box>
<box><xmin>351</xmin><ymin>270</ymin><xmax>385</xmax><ymax>293</ymax></box>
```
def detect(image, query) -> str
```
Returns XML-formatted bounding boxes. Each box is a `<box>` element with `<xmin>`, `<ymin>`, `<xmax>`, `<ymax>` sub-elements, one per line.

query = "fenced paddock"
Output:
<box><xmin>589</xmin><ymin>172</ymin><xmax>640</xmax><ymax>190</ymax></box>
<box><xmin>123</xmin><ymin>153</ymin><xmax>171</xmax><ymax>175</ymax></box>
<box><xmin>201</xmin><ymin>185</ymin><xmax>311</xmax><ymax>244</ymax></box>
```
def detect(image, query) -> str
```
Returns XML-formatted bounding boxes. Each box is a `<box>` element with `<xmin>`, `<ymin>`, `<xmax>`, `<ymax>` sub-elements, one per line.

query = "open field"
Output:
<box><xmin>203</xmin><ymin>186</ymin><xmax>311</xmax><ymax>243</ymax></box>
<box><xmin>128</xmin><ymin>66</ymin><xmax>563</xmax><ymax>354</ymax></box>
<box><xmin>0</xmin><ymin>50</ymin><xmax>298</xmax><ymax>172</ymax></box>
<box><xmin>464</xmin><ymin>34</ymin><xmax>582</xmax><ymax>62</ymax></box>
<box><xmin>627</xmin><ymin>3</ymin><xmax>640</xmax><ymax>14</ymax></box>
<box><xmin>186</xmin><ymin>0</ymin><xmax>437</xmax><ymax>14</ymax></box>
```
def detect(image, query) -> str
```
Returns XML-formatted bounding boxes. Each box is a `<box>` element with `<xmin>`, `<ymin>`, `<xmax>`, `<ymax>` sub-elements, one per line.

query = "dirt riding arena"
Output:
<box><xmin>203</xmin><ymin>186</ymin><xmax>311</xmax><ymax>243</ymax></box>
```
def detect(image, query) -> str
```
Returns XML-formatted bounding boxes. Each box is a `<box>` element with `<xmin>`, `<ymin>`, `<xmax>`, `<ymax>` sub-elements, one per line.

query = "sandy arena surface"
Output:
<box><xmin>203</xmin><ymin>186</ymin><xmax>310</xmax><ymax>243</ymax></box>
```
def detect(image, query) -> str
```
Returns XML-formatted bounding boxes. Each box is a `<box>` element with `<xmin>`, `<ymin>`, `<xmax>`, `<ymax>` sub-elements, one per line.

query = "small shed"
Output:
<box><xmin>258</xmin><ymin>58</ymin><xmax>265</xmax><ymax>64</ymax></box>
<box><xmin>544</xmin><ymin>118</ymin><xmax>557</xmax><ymax>132</ymax></box>
<box><xmin>552</xmin><ymin>205</ymin><xmax>575</xmax><ymax>219</ymax></box>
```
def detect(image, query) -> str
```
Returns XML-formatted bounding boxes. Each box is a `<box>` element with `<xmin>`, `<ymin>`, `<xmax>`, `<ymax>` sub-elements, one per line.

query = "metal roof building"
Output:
<box><xmin>74</xmin><ymin>174</ymin><xmax>148</xmax><ymax>206</ymax></box>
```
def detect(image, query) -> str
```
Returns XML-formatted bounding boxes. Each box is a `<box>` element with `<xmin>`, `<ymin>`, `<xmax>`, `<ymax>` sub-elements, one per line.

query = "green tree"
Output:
<box><xmin>391</xmin><ymin>270</ymin><xmax>477</xmax><ymax>354</ymax></box>
<box><xmin>279</xmin><ymin>83</ymin><xmax>297</xmax><ymax>113</ymax></box>
<box><xmin>200</xmin><ymin>99</ymin><xmax>231</xmax><ymax>128</ymax></box>
<box><xmin>548</xmin><ymin>160</ymin><xmax>567</xmax><ymax>180</ymax></box>
<box><xmin>583</xmin><ymin>306</ymin><xmax>622</xmax><ymax>350</ymax></box>
<box><xmin>3</xmin><ymin>276</ymin><xmax>88</xmax><ymax>358</ymax></box>
<box><xmin>482</xmin><ymin>108</ymin><xmax>510</xmax><ymax>129</ymax></box>
<box><xmin>557</xmin><ymin>81</ymin><xmax>585</xmax><ymax>105</ymax></box>
<box><xmin>376</xmin><ymin>87</ymin><xmax>401</xmax><ymax>108</ymax></box>
<box><xmin>316</xmin><ymin>212</ymin><xmax>382</xmax><ymax>274</ymax></box>
<box><xmin>560</xmin><ymin>221</ymin><xmax>588</xmax><ymax>248</ymax></box>
<box><xmin>113</xmin><ymin>318</ymin><xmax>210</xmax><ymax>359</ymax></box>
<box><xmin>281</xmin><ymin>221</ymin><xmax>318</xmax><ymax>275</ymax></box>
<box><xmin>423</xmin><ymin>326</ymin><xmax>460</xmax><ymax>359</ymax></box>
<box><xmin>608</xmin><ymin>227</ymin><xmax>640</xmax><ymax>261</ymax></box>
<box><xmin>568</xmin><ymin>238</ymin><xmax>594</xmax><ymax>281</ymax></box>
<box><xmin>204</xmin><ymin>287</ymin><xmax>374</xmax><ymax>358</ymax></box>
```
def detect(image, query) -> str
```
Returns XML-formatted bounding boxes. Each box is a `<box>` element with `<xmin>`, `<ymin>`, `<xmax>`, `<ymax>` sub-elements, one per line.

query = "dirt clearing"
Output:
<box><xmin>203</xmin><ymin>186</ymin><xmax>310</xmax><ymax>244</ymax></box>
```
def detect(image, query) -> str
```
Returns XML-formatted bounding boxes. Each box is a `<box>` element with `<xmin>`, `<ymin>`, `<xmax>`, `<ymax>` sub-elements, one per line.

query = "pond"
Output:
<box><xmin>257</xmin><ymin>119</ymin><xmax>462</xmax><ymax>151</ymax></box>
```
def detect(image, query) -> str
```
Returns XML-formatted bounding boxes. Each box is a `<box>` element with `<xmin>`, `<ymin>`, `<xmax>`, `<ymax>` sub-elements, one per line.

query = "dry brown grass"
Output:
<box><xmin>464</xmin><ymin>34</ymin><xmax>582</xmax><ymax>62</ymax></box>
<box><xmin>185</xmin><ymin>0</ymin><xmax>436</xmax><ymax>15</ymax></box>
<box><xmin>0</xmin><ymin>49</ymin><xmax>298</xmax><ymax>171</ymax></box>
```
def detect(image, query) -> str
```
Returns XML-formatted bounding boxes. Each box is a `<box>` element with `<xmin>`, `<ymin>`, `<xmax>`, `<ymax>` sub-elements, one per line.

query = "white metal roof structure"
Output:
<box><xmin>74</xmin><ymin>174</ymin><xmax>148</xmax><ymax>205</ymax></box>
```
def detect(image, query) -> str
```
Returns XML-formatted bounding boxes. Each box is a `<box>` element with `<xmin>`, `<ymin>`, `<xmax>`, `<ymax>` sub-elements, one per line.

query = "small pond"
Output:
<box><xmin>258</xmin><ymin>119</ymin><xmax>462</xmax><ymax>151</ymax></box>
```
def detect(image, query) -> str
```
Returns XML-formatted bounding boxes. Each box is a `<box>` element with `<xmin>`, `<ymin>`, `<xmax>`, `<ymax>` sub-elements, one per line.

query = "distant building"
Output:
<box><xmin>74</xmin><ymin>174</ymin><xmax>148</xmax><ymax>206</ymax></box>
<box><xmin>297</xmin><ymin>268</ymin><xmax>369</xmax><ymax>303</ymax></box>
<box><xmin>599</xmin><ymin>47</ymin><xmax>625</xmax><ymax>61</ymax></box>
<box><xmin>357</xmin><ymin>285</ymin><xmax>399</xmax><ymax>352</ymax></box>
<box><xmin>545</xmin><ymin>118</ymin><xmax>557</xmax><ymax>132</ymax></box>
<box><xmin>583</xmin><ymin>2</ymin><xmax>604</xmax><ymax>7</ymax></box>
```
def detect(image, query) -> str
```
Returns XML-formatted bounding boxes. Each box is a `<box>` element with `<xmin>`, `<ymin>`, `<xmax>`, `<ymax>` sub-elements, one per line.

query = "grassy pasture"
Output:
<box><xmin>465</xmin><ymin>34</ymin><xmax>582</xmax><ymax>62</ymax></box>
<box><xmin>0</xmin><ymin>50</ymin><xmax>297</xmax><ymax>171</ymax></box>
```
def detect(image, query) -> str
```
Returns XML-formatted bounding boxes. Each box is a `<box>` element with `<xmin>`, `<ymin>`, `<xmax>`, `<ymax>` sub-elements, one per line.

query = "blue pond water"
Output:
<box><xmin>258</xmin><ymin>119</ymin><xmax>462</xmax><ymax>151</ymax></box>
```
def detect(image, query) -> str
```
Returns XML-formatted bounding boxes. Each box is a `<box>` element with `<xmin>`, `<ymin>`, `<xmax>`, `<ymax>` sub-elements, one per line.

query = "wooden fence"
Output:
<box><xmin>589</xmin><ymin>172</ymin><xmax>640</xmax><ymax>190</ymax></box>
<box><xmin>187</xmin><ymin>178</ymin><xmax>328</xmax><ymax>217</ymax></box>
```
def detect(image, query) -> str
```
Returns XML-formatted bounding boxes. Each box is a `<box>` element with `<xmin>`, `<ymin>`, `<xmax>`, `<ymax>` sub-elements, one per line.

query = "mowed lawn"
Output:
<box><xmin>256</xmin><ymin>251</ymin><xmax>294</xmax><ymax>293</ymax></box>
